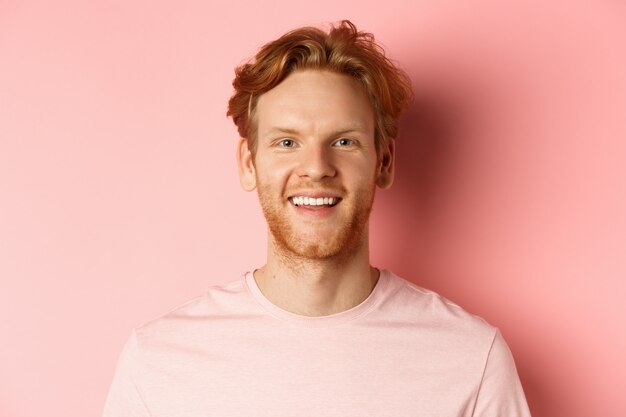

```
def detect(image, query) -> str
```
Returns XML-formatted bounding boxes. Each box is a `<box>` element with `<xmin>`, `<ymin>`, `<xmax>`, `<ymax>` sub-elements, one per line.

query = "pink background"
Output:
<box><xmin>1</xmin><ymin>1</ymin><xmax>625</xmax><ymax>416</ymax></box>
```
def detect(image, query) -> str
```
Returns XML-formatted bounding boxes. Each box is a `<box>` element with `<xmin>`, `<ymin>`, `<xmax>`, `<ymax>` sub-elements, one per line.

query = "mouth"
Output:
<box><xmin>289</xmin><ymin>196</ymin><xmax>341</xmax><ymax>208</ymax></box>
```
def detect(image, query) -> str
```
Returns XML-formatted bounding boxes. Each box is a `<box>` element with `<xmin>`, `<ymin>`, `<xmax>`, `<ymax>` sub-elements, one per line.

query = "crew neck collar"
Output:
<box><xmin>244</xmin><ymin>269</ymin><xmax>389</xmax><ymax>328</ymax></box>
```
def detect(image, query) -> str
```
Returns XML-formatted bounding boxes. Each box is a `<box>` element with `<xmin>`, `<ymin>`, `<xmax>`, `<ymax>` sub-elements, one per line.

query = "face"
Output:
<box><xmin>237</xmin><ymin>70</ymin><xmax>394</xmax><ymax>261</ymax></box>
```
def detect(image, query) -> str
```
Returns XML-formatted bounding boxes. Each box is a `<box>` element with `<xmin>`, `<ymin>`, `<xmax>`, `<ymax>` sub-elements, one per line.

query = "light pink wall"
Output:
<box><xmin>1</xmin><ymin>1</ymin><xmax>624</xmax><ymax>416</ymax></box>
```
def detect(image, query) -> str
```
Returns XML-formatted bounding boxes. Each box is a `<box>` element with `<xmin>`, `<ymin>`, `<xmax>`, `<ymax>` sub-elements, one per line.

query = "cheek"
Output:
<box><xmin>350</xmin><ymin>157</ymin><xmax>378</xmax><ymax>182</ymax></box>
<box><xmin>255</xmin><ymin>159</ymin><xmax>293</xmax><ymax>188</ymax></box>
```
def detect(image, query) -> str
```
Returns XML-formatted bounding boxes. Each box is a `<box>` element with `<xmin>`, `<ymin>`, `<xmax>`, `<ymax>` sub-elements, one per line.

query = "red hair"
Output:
<box><xmin>227</xmin><ymin>20</ymin><xmax>413</xmax><ymax>154</ymax></box>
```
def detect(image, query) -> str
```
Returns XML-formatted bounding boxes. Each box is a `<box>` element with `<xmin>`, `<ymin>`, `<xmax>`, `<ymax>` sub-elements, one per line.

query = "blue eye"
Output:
<box><xmin>279</xmin><ymin>139</ymin><xmax>296</xmax><ymax>147</ymax></box>
<box><xmin>335</xmin><ymin>138</ymin><xmax>354</xmax><ymax>147</ymax></box>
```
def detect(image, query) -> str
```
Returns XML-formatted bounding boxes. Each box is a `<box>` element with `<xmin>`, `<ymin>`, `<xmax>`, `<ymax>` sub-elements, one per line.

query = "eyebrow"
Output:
<box><xmin>264</xmin><ymin>127</ymin><xmax>300</xmax><ymax>136</ymax></box>
<box><xmin>262</xmin><ymin>126</ymin><xmax>368</xmax><ymax>138</ymax></box>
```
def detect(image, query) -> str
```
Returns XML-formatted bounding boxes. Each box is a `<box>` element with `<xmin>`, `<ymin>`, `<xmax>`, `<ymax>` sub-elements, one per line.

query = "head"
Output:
<box><xmin>227</xmin><ymin>20</ymin><xmax>413</xmax><ymax>158</ymax></box>
<box><xmin>227</xmin><ymin>21</ymin><xmax>413</xmax><ymax>262</ymax></box>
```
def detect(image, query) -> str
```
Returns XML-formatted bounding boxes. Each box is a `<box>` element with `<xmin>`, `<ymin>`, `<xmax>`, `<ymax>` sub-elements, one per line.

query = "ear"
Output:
<box><xmin>236</xmin><ymin>138</ymin><xmax>257</xmax><ymax>191</ymax></box>
<box><xmin>376</xmin><ymin>138</ymin><xmax>395</xmax><ymax>189</ymax></box>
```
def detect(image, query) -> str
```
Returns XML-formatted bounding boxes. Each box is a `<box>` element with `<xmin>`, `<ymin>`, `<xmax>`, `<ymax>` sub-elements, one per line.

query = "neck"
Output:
<box><xmin>253</xmin><ymin>235</ymin><xmax>379</xmax><ymax>317</ymax></box>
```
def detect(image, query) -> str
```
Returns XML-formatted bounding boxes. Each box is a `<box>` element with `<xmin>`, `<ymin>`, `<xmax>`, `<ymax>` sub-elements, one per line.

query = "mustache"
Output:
<box><xmin>285</xmin><ymin>183</ymin><xmax>347</xmax><ymax>195</ymax></box>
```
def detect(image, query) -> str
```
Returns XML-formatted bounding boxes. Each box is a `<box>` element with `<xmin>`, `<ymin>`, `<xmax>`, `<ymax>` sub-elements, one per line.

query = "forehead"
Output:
<box><xmin>255</xmin><ymin>70</ymin><xmax>374</xmax><ymax>137</ymax></box>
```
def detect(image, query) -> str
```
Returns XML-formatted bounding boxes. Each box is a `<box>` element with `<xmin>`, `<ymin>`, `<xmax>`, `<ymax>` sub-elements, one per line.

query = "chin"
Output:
<box><xmin>273</xmin><ymin>229</ymin><xmax>366</xmax><ymax>261</ymax></box>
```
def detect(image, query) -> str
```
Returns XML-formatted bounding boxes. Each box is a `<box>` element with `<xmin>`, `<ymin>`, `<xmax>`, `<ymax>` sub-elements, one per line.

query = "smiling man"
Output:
<box><xmin>103</xmin><ymin>21</ymin><xmax>531</xmax><ymax>417</ymax></box>
<box><xmin>236</xmin><ymin>69</ymin><xmax>386</xmax><ymax>317</ymax></box>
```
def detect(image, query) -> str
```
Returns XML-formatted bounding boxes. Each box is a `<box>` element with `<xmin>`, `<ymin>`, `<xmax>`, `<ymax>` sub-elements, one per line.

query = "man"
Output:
<box><xmin>103</xmin><ymin>20</ymin><xmax>531</xmax><ymax>416</ymax></box>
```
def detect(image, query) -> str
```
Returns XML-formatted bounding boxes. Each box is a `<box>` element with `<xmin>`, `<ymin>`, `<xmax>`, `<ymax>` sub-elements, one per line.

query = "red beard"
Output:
<box><xmin>257</xmin><ymin>180</ymin><xmax>376</xmax><ymax>261</ymax></box>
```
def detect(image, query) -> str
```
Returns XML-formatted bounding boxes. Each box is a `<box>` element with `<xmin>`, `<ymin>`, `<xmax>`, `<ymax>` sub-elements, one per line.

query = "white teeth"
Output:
<box><xmin>291</xmin><ymin>196</ymin><xmax>338</xmax><ymax>207</ymax></box>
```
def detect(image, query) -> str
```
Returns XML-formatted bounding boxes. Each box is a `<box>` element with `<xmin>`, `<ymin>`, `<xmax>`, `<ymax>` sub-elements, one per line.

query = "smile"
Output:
<box><xmin>289</xmin><ymin>196</ymin><xmax>340</xmax><ymax>207</ymax></box>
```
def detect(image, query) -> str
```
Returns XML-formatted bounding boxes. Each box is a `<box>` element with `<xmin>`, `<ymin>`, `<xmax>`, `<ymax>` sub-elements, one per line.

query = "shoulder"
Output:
<box><xmin>381</xmin><ymin>270</ymin><xmax>497</xmax><ymax>341</ymax></box>
<box><xmin>133</xmin><ymin>276</ymin><xmax>249</xmax><ymax>347</ymax></box>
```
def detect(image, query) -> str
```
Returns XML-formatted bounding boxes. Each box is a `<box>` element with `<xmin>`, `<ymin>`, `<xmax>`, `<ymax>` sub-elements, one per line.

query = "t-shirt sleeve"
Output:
<box><xmin>472</xmin><ymin>329</ymin><xmax>532</xmax><ymax>417</ymax></box>
<box><xmin>102</xmin><ymin>329</ymin><xmax>151</xmax><ymax>417</ymax></box>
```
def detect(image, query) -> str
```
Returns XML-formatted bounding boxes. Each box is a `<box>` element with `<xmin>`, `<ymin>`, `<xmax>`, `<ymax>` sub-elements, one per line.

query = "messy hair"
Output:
<box><xmin>227</xmin><ymin>20</ymin><xmax>413</xmax><ymax>155</ymax></box>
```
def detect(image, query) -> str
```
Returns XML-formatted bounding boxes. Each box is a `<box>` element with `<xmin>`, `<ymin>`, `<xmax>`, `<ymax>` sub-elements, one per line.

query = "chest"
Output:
<box><xmin>141</xmin><ymin>329</ymin><xmax>483</xmax><ymax>417</ymax></box>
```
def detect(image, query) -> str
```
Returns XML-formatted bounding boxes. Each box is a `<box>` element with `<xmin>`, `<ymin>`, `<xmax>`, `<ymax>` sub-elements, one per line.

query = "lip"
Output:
<box><xmin>287</xmin><ymin>190</ymin><xmax>342</xmax><ymax>199</ymax></box>
<box><xmin>291</xmin><ymin>202</ymin><xmax>338</xmax><ymax>218</ymax></box>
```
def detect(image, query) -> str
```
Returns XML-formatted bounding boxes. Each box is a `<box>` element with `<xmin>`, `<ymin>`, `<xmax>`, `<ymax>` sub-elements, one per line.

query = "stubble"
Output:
<box><xmin>257</xmin><ymin>182</ymin><xmax>376</xmax><ymax>265</ymax></box>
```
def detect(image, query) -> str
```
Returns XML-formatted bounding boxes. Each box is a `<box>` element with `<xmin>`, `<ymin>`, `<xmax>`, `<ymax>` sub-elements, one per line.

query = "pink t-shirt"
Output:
<box><xmin>103</xmin><ymin>270</ymin><xmax>531</xmax><ymax>416</ymax></box>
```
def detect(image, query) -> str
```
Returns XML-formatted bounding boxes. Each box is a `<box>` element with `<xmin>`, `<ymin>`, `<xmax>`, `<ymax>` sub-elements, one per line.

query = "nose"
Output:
<box><xmin>295</xmin><ymin>143</ymin><xmax>336</xmax><ymax>181</ymax></box>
